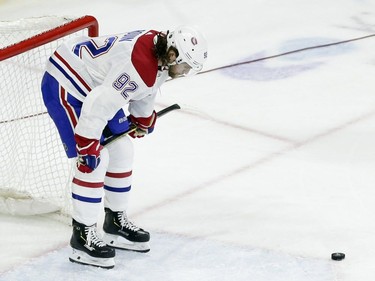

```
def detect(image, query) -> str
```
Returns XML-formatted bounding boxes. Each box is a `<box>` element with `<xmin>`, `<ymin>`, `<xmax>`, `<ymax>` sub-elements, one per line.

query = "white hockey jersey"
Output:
<box><xmin>46</xmin><ymin>29</ymin><xmax>169</xmax><ymax>140</ymax></box>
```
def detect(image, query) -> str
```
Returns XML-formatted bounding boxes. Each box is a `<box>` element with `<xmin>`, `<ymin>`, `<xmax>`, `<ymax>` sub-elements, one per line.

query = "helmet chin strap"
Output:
<box><xmin>158</xmin><ymin>65</ymin><xmax>169</xmax><ymax>71</ymax></box>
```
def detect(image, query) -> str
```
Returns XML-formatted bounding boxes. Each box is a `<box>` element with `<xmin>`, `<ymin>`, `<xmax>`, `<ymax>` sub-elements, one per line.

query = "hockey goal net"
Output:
<box><xmin>0</xmin><ymin>15</ymin><xmax>99</xmax><ymax>216</ymax></box>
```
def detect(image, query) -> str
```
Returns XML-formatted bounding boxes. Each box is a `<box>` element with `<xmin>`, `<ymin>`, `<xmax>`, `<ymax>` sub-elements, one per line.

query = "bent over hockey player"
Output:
<box><xmin>41</xmin><ymin>26</ymin><xmax>207</xmax><ymax>268</ymax></box>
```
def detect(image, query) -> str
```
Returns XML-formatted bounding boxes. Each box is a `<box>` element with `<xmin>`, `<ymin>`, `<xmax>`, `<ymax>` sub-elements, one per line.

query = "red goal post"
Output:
<box><xmin>0</xmin><ymin>15</ymin><xmax>99</xmax><ymax>216</ymax></box>
<box><xmin>0</xmin><ymin>15</ymin><xmax>98</xmax><ymax>60</ymax></box>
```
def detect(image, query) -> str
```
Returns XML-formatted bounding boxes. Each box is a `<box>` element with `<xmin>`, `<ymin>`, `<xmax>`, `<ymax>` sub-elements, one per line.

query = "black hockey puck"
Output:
<box><xmin>331</xmin><ymin>252</ymin><xmax>345</xmax><ymax>261</ymax></box>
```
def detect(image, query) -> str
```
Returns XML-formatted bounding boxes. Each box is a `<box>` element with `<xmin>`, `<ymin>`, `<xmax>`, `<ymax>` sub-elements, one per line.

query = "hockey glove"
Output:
<box><xmin>128</xmin><ymin>111</ymin><xmax>157</xmax><ymax>138</ymax></box>
<box><xmin>75</xmin><ymin>134</ymin><xmax>103</xmax><ymax>173</ymax></box>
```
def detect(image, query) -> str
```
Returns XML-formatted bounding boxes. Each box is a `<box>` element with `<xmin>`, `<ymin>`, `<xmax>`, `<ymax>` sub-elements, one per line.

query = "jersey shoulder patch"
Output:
<box><xmin>131</xmin><ymin>30</ymin><xmax>159</xmax><ymax>87</ymax></box>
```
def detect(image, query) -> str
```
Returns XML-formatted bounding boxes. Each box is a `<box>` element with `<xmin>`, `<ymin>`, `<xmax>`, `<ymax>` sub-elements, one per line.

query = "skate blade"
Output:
<box><xmin>69</xmin><ymin>248</ymin><xmax>115</xmax><ymax>269</ymax></box>
<box><xmin>103</xmin><ymin>233</ymin><xmax>150</xmax><ymax>253</ymax></box>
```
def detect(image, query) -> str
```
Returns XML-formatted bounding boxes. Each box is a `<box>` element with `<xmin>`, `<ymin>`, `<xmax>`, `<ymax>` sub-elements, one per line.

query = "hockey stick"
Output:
<box><xmin>102</xmin><ymin>103</ymin><xmax>181</xmax><ymax>146</ymax></box>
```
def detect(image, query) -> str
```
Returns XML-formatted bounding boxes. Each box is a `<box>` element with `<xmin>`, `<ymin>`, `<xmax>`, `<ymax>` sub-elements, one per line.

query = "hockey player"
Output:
<box><xmin>41</xmin><ymin>26</ymin><xmax>207</xmax><ymax>268</ymax></box>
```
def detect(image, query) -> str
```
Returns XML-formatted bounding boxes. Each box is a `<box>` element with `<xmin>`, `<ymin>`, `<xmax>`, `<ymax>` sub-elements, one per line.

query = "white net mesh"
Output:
<box><xmin>0</xmin><ymin>16</ymin><xmax>94</xmax><ymax>215</ymax></box>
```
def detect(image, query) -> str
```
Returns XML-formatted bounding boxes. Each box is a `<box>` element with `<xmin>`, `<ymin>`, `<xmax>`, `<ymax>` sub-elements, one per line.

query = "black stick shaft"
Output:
<box><xmin>102</xmin><ymin>103</ymin><xmax>181</xmax><ymax>146</ymax></box>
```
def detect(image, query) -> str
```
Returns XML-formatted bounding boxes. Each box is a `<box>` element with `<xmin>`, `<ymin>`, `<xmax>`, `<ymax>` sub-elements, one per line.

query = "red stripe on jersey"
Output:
<box><xmin>131</xmin><ymin>30</ymin><xmax>159</xmax><ymax>87</ymax></box>
<box><xmin>54</xmin><ymin>51</ymin><xmax>92</xmax><ymax>92</ymax></box>
<box><xmin>72</xmin><ymin>177</ymin><xmax>104</xmax><ymax>188</ymax></box>
<box><xmin>60</xmin><ymin>86</ymin><xmax>78</xmax><ymax>128</ymax></box>
<box><xmin>106</xmin><ymin>171</ymin><xmax>132</xmax><ymax>178</ymax></box>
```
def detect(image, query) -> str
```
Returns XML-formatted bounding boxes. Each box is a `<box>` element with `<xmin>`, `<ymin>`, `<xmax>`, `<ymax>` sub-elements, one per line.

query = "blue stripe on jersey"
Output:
<box><xmin>72</xmin><ymin>193</ymin><xmax>102</xmax><ymax>203</ymax></box>
<box><xmin>49</xmin><ymin>57</ymin><xmax>87</xmax><ymax>98</ymax></box>
<box><xmin>104</xmin><ymin>185</ymin><xmax>131</xmax><ymax>193</ymax></box>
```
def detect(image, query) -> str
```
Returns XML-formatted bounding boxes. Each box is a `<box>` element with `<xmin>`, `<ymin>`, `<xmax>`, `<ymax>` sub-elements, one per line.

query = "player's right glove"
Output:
<box><xmin>75</xmin><ymin>134</ymin><xmax>102</xmax><ymax>173</ymax></box>
<box><xmin>128</xmin><ymin>111</ymin><xmax>157</xmax><ymax>138</ymax></box>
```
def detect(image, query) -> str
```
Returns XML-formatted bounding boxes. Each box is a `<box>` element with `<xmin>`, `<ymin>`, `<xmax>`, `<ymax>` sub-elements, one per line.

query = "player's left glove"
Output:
<box><xmin>75</xmin><ymin>134</ymin><xmax>103</xmax><ymax>173</ymax></box>
<box><xmin>128</xmin><ymin>111</ymin><xmax>157</xmax><ymax>138</ymax></box>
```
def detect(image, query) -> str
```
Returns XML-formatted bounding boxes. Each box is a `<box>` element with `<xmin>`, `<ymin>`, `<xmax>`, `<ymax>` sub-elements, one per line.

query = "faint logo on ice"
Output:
<box><xmin>222</xmin><ymin>37</ymin><xmax>355</xmax><ymax>81</ymax></box>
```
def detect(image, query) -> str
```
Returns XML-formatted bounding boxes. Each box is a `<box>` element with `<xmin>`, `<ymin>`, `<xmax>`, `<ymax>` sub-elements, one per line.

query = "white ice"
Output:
<box><xmin>1</xmin><ymin>0</ymin><xmax>375</xmax><ymax>280</ymax></box>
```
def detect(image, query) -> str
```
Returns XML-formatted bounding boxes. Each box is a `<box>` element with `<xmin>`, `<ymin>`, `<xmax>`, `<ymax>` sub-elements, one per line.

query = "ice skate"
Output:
<box><xmin>103</xmin><ymin>208</ymin><xmax>150</xmax><ymax>252</ymax></box>
<box><xmin>69</xmin><ymin>219</ymin><xmax>116</xmax><ymax>269</ymax></box>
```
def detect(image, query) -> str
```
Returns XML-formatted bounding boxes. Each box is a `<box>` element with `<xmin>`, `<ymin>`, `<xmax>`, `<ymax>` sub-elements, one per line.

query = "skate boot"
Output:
<box><xmin>103</xmin><ymin>207</ymin><xmax>150</xmax><ymax>252</ymax></box>
<box><xmin>69</xmin><ymin>219</ymin><xmax>116</xmax><ymax>269</ymax></box>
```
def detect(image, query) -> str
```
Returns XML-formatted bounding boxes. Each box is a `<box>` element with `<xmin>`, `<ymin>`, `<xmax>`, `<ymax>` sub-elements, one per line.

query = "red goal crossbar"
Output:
<box><xmin>0</xmin><ymin>15</ymin><xmax>99</xmax><ymax>61</ymax></box>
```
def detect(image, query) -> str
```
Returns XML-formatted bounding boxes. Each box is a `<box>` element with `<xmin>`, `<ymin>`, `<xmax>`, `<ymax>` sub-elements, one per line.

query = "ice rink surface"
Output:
<box><xmin>1</xmin><ymin>0</ymin><xmax>375</xmax><ymax>280</ymax></box>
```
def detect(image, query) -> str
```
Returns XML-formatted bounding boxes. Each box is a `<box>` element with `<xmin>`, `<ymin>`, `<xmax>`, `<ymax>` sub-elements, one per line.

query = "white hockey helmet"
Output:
<box><xmin>167</xmin><ymin>26</ymin><xmax>208</xmax><ymax>74</ymax></box>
